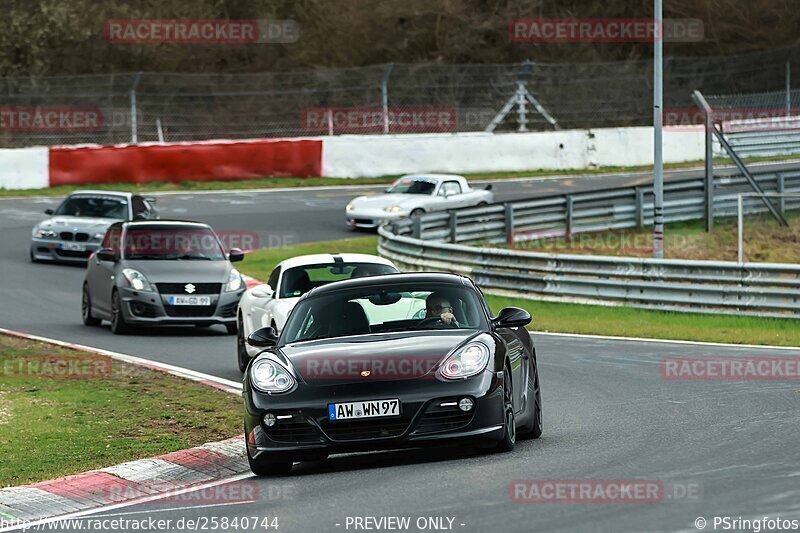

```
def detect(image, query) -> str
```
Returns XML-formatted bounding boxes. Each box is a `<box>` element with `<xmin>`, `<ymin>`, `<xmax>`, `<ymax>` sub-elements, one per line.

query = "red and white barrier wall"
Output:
<box><xmin>0</xmin><ymin>127</ymin><xmax>706</xmax><ymax>189</ymax></box>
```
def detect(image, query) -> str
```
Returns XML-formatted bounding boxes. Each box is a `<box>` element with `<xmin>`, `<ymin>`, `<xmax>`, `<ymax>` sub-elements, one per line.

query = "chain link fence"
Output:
<box><xmin>1</xmin><ymin>46</ymin><xmax>798</xmax><ymax>147</ymax></box>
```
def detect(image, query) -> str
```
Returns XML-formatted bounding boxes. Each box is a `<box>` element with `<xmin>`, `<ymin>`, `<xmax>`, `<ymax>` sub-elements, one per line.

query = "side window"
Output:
<box><xmin>443</xmin><ymin>181</ymin><xmax>462</xmax><ymax>196</ymax></box>
<box><xmin>101</xmin><ymin>226</ymin><xmax>122</xmax><ymax>253</ymax></box>
<box><xmin>131</xmin><ymin>196</ymin><xmax>147</xmax><ymax>218</ymax></box>
<box><xmin>267</xmin><ymin>267</ymin><xmax>281</xmax><ymax>294</ymax></box>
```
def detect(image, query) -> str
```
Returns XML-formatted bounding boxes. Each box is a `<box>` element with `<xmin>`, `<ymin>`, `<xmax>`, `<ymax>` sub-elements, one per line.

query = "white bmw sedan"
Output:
<box><xmin>345</xmin><ymin>174</ymin><xmax>494</xmax><ymax>230</ymax></box>
<box><xmin>236</xmin><ymin>253</ymin><xmax>398</xmax><ymax>371</ymax></box>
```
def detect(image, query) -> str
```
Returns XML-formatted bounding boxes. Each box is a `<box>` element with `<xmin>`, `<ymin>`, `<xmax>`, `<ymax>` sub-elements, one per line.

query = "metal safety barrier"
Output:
<box><xmin>395</xmin><ymin>162</ymin><xmax>800</xmax><ymax>246</ymax></box>
<box><xmin>377</xmin><ymin>162</ymin><xmax>800</xmax><ymax>319</ymax></box>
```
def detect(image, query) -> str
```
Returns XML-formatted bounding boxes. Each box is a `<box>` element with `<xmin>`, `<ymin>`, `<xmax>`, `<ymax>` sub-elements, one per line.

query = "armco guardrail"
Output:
<box><xmin>399</xmin><ymin>162</ymin><xmax>800</xmax><ymax>246</ymax></box>
<box><xmin>378</xmin><ymin>227</ymin><xmax>800</xmax><ymax>318</ymax></box>
<box><xmin>378</xmin><ymin>161</ymin><xmax>800</xmax><ymax>318</ymax></box>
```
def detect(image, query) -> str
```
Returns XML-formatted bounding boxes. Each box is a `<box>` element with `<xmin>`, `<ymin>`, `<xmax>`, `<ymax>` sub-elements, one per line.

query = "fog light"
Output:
<box><xmin>458</xmin><ymin>398</ymin><xmax>474</xmax><ymax>412</ymax></box>
<box><xmin>263</xmin><ymin>413</ymin><xmax>276</xmax><ymax>427</ymax></box>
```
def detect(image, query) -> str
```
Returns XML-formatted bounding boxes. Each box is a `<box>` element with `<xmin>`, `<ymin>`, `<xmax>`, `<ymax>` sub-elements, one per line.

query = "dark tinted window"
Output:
<box><xmin>387</xmin><ymin>178</ymin><xmax>436</xmax><ymax>195</ymax></box>
<box><xmin>55</xmin><ymin>195</ymin><xmax>128</xmax><ymax>219</ymax></box>
<box><xmin>282</xmin><ymin>282</ymin><xmax>485</xmax><ymax>344</ymax></box>
<box><xmin>122</xmin><ymin>226</ymin><xmax>226</xmax><ymax>260</ymax></box>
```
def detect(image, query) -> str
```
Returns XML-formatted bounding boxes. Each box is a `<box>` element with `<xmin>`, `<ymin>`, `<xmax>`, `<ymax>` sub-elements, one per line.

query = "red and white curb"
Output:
<box><xmin>0</xmin><ymin>437</ymin><xmax>248</xmax><ymax>523</ymax></box>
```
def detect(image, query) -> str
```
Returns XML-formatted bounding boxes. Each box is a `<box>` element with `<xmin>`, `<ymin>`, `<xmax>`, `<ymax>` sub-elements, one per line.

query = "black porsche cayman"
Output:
<box><xmin>242</xmin><ymin>272</ymin><xmax>542</xmax><ymax>476</ymax></box>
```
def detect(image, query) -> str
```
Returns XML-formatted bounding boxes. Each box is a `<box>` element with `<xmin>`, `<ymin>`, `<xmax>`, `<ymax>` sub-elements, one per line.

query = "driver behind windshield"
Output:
<box><xmin>425</xmin><ymin>292</ymin><xmax>460</xmax><ymax>326</ymax></box>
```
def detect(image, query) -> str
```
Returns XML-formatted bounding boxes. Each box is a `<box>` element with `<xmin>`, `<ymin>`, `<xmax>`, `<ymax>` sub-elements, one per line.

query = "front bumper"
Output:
<box><xmin>30</xmin><ymin>238</ymin><xmax>101</xmax><ymax>263</ymax></box>
<box><xmin>117</xmin><ymin>286</ymin><xmax>244</xmax><ymax>326</ymax></box>
<box><xmin>345</xmin><ymin>209</ymin><xmax>406</xmax><ymax>229</ymax></box>
<box><xmin>244</xmin><ymin>370</ymin><xmax>504</xmax><ymax>458</ymax></box>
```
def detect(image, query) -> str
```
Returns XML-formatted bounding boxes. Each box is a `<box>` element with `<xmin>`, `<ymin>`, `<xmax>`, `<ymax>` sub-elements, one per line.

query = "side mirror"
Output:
<box><xmin>251</xmin><ymin>284</ymin><xmax>274</xmax><ymax>299</ymax></box>
<box><xmin>492</xmin><ymin>307</ymin><xmax>531</xmax><ymax>329</ymax></box>
<box><xmin>96</xmin><ymin>248</ymin><xmax>118</xmax><ymax>262</ymax></box>
<box><xmin>247</xmin><ymin>326</ymin><xmax>279</xmax><ymax>348</ymax></box>
<box><xmin>44</xmin><ymin>209</ymin><xmax>54</xmax><ymax>215</ymax></box>
<box><xmin>144</xmin><ymin>197</ymin><xmax>157</xmax><ymax>204</ymax></box>
<box><xmin>384</xmin><ymin>187</ymin><xmax>392</xmax><ymax>193</ymax></box>
<box><xmin>229</xmin><ymin>248</ymin><xmax>245</xmax><ymax>262</ymax></box>
<box><xmin>133</xmin><ymin>212</ymin><xmax>148</xmax><ymax>220</ymax></box>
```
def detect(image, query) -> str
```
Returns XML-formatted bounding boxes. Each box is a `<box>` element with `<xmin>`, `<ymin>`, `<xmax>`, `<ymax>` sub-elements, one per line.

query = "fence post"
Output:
<box><xmin>787</xmin><ymin>61</ymin><xmax>792</xmax><ymax>117</ymax></box>
<box><xmin>504</xmin><ymin>203</ymin><xmax>514</xmax><ymax>246</ymax></box>
<box><xmin>777</xmin><ymin>173</ymin><xmax>785</xmax><ymax>217</ymax></box>
<box><xmin>129</xmin><ymin>71</ymin><xmax>142</xmax><ymax>144</ymax></box>
<box><xmin>704</xmin><ymin>110</ymin><xmax>715</xmax><ymax>232</ymax></box>
<box><xmin>635</xmin><ymin>187</ymin><xmax>644</xmax><ymax>230</ymax></box>
<box><xmin>448</xmin><ymin>211</ymin><xmax>458</xmax><ymax>243</ymax></box>
<box><xmin>565</xmin><ymin>195</ymin><xmax>573</xmax><ymax>238</ymax></box>
<box><xmin>412</xmin><ymin>215</ymin><xmax>422</xmax><ymax>239</ymax></box>
<box><xmin>381</xmin><ymin>64</ymin><xmax>394</xmax><ymax>134</ymax></box>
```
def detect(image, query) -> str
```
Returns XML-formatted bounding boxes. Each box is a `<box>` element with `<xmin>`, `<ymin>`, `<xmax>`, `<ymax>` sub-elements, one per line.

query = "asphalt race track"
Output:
<box><xmin>2</xmin><ymin>168</ymin><xmax>800</xmax><ymax>532</ymax></box>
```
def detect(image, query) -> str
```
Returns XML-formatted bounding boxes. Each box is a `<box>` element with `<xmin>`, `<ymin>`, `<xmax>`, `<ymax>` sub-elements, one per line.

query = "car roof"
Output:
<box><xmin>396</xmin><ymin>174</ymin><xmax>466</xmax><ymax>184</ymax></box>
<box><xmin>303</xmin><ymin>272</ymin><xmax>471</xmax><ymax>298</ymax></box>
<box><xmin>68</xmin><ymin>190</ymin><xmax>134</xmax><ymax>199</ymax></box>
<box><xmin>278</xmin><ymin>253</ymin><xmax>397</xmax><ymax>271</ymax></box>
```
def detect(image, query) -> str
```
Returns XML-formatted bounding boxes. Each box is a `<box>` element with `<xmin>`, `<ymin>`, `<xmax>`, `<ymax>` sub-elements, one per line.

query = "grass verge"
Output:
<box><xmin>0</xmin><ymin>334</ymin><xmax>241</xmax><ymax>488</ymax></box>
<box><xmin>512</xmin><ymin>214</ymin><xmax>800</xmax><ymax>263</ymax></box>
<box><xmin>238</xmin><ymin>235</ymin><xmax>800</xmax><ymax>347</ymax></box>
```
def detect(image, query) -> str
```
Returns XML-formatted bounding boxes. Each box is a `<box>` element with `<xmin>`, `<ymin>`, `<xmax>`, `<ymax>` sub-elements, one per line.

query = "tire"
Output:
<box><xmin>237</xmin><ymin>317</ymin><xmax>249</xmax><ymax>373</ymax></box>
<box><xmin>494</xmin><ymin>367</ymin><xmax>516</xmax><ymax>453</ymax></box>
<box><xmin>477</xmin><ymin>201</ymin><xmax>489</xmax><ymax>206</ymax></box>
<box><xmin>247</xmin><ymin>446</ymin><xmax>293</xmax><ymax>476</ymax></box>
<box><xmin>518</xmin><ymin>357</ymin><xmax>543</xmax><ymax>440</ymax></box>
<box><xmin>225</xmin><ymin>323</ymin><xmax>237</xmax><ymax>335</ymax></box>
<box><xmin>409</xmin><ymin>208</ymin><xmax>425</xmax><ymax>217</ymax></box>
<box><xmin>110</xmin><ymin>289</ymin><xmax>130</xmax><ymax>335</ymax></box>
<box><xmin>29</xmin><ymin>247</ymin><xmax>40</xmax><ymax>263</ymax></box>
<box><xmin>82</xmin><ymin>284</ymin><xmax>102</xmax><ymax>327</ymax></box>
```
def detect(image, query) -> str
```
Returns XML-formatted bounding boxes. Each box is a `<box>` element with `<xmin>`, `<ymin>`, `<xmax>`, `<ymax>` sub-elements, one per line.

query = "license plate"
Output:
<box><xmin>61</xmin><ymin>242</ymin><xmax>86</xmax><ymax>251</ymax></box>
<box><xmin>328</xmin><ymin>399</ymin><xmax>400</xmax><ymax>420</ymax></box>
<box><xmin>167</xmin><ymin>295</ymin><xmax>211</xmax><ymax>306</ymax></box>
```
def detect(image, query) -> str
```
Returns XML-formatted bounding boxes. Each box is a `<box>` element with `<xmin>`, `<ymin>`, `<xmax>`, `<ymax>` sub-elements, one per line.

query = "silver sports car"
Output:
<box><xmin>30</xmin><ymin>190</ymin><xmax>158</xmax><ymax>264</ymax></box>
<box><xmin>345</xmin><ymin>174</ymin><xmax>494</xmax><ymax>230</ymax></box>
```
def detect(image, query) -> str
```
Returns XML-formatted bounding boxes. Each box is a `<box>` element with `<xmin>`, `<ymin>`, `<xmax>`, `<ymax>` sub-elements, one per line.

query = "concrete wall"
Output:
<box><xmin>322</xmin><ymin>127</ymin><xmax>706</xmax><ymax>178</ymax></box>
<box><xmin>0</xmin><ymin>148</ymin><xmax>49</xmax><ymax>190</ymax></box>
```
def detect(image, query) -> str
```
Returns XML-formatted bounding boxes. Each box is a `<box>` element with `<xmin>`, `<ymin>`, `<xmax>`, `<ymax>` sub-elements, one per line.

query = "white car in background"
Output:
<box><xmin>236</xmin><ymin>253</ymin><xmax>399</xmax><ymax>371</ymax></box>
<box><xmin>345</xmin><ymin>174</ymin><xmax>494</xmax><ymax>230</ymax></box>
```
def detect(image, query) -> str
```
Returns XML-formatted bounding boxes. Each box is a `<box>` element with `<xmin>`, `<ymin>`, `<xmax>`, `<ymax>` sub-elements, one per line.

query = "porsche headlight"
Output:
<box><xmin>346</xmin><ymin>203</ymin><xmax>355</xmax><ymax>212</ymax></box>
<box><xmin>383</xmin><ymin>205</ymin><xmax>403</xmax><ymax>213</ymax></box>
<box><xmin>35</xmin><ymin>228</ymin><xmax>57</xmax><ymax>239</ymax></box>
<box><xmin>251</xmin><ymin>358</ymin><xmax>295</xmax><ymax>393</ymax></box>
<box><xmin>225</xmin><ymin>268</ymin><xmax>243</xmax><ymax>292</ymax></box>
<box><xmin>440</xmin><ymin>343</ymin><xmax>490</xmax><ymax>380</ymax></box>
<box><xmin>122</xmin><ymin>268</ymin><xmax>153</xmax><ymax>292</ymax></box>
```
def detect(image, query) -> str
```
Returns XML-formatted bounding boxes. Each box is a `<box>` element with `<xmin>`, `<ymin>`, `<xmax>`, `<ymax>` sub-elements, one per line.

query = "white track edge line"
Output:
<box><xmin>0</xmin><ymin>327</ymin><xmax>242</xmax><ymax>392</ymax></box>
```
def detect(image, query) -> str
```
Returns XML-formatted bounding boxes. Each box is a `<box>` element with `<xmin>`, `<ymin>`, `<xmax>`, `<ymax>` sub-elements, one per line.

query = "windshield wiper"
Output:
<box><xmin>175</xmin><ymin>254</ymin><xmax>213</xmax><ymax>260</ymax></box>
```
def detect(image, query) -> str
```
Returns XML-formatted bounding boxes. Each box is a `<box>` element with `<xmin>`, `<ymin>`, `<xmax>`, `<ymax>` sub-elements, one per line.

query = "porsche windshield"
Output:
<box><xmin>122</xmin><ymin>227</ymin><xmax>226</xmax><ymax>260</ymax></box>
<box><xmin>386</xmin><ymin>179</ymin><xmax>437</xmax><ymax>195</ymax></box>
<box><xmin>54</xmin><ymin>196</ymin><xmax>128</xmax><ymax>219</ymax></box>
<box><xmin>281</xmin><ymin>282</ymin><xmax>487</xmax><ymax>344</ymax></box>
